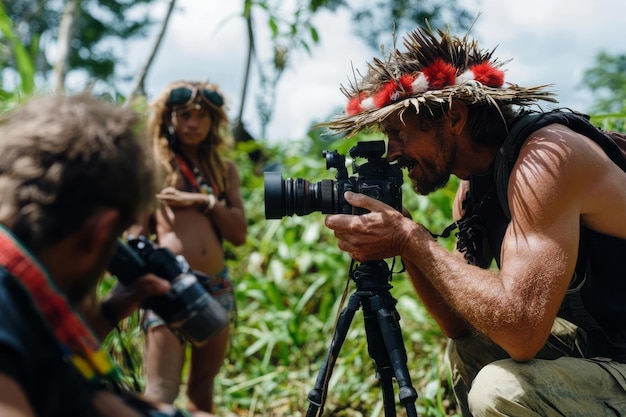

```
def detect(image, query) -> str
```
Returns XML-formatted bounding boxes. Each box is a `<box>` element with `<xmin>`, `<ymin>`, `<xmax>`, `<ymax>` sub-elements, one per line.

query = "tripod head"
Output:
<box><xmin>350</xmin><ymin>259</ymin><xmax>393</xmax><ymax>292</ymax></box>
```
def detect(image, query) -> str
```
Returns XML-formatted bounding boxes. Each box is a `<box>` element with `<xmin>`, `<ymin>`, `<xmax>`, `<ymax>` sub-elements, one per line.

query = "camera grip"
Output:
<box><xmin>108</xmin><ymin>240</ymin><xmax>148</xmax><ymax>285</ymax></box>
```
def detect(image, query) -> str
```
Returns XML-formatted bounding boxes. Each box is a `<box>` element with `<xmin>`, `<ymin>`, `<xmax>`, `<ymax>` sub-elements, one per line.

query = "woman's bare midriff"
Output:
<box><xmin>155</xmin><ymin>205</ymin><xmax>225</xmax><ymax>275</ymax></box>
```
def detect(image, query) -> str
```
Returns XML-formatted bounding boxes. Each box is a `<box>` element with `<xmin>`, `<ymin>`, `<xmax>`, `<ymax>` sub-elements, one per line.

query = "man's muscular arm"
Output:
<box><xmin>402</xmin><ymin>258</ymin><xmax>471</xmax><ymax>338</ymax></box>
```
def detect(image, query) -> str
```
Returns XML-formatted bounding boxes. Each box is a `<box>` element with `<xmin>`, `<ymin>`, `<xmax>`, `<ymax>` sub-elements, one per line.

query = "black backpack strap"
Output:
<box><xmin>494</xmin><ymin>109</ymin><xmax>626</xmax><ymax>361</ymax></box>
<box><xmin>493</xmin><ymin>112</ymin><xmax>544</xmax><ymax>219</ymax></box>
<box><xmin>494</xmin><ymin>109</ymin><xmax>626</xmax><ymax>220</ymax></box>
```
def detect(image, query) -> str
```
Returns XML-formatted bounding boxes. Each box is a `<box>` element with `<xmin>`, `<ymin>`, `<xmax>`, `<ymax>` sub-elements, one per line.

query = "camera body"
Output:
<box><xmin>265</xmin><ymin>140</ymin><xmax>403</xmax><ymax>218</ymax></box>
<box><xmin>108</xmin><ymin>236</ymin><xmax>228</xmax><ymax>346</ymax></box>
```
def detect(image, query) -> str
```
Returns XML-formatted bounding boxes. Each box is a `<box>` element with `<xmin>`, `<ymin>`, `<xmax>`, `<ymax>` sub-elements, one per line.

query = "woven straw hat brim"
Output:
<box><xmin>324</xmin><ymin>82</ymin><xmax>558</xmax><ymax>137</ymax></box>
<box><xmin>321</xmin><ymin>23</ymin><xmax>559</xmax><ymax>137</ymax></box>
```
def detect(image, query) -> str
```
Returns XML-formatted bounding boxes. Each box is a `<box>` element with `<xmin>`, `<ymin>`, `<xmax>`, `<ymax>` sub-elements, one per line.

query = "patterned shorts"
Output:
<box><xmin>143</xmin><ymin>267</ymin><xmax>236</xmax><ymax>329</ymax></box>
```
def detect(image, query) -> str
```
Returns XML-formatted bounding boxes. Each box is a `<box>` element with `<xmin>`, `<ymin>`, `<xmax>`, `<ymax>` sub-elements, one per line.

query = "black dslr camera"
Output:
<box><xmin>264</xmin><ymin>140</ymin><xmax>402</xmax><ymax>218</ymax></box>
<box><xmin>107</xmin><ymin>236</ymin><xmax>228</xmax><ymax>346</ymax></box>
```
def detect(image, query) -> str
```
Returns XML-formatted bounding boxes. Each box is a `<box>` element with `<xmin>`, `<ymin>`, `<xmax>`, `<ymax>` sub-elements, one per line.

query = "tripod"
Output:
<box><xmin>306</xmin><ymin>259</ymin><xmax>419</xmax><ymax>417</ymax></box>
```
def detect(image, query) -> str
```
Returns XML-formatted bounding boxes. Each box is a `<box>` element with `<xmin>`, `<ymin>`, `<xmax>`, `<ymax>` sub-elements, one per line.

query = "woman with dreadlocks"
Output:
<box><xmin>324</xmin><ymin>24</ymin><xmax>626</xmax><ymax>416</ymax></box>
<box><xmin>129</xmin><ymin>80</ymin><xmax>247</xmax><ymax>413</ymax></box>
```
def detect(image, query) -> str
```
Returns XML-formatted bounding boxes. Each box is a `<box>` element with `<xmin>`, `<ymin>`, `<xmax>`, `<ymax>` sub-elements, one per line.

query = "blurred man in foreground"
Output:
<box><xmin>0</xmin><ymin>93</ymin><xmax>213</xmax><ymax>417</ymax></box>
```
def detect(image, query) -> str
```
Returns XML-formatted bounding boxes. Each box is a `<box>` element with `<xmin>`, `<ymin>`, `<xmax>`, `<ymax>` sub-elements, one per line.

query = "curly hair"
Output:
<box><xmin>0</xmin><ymin>93</ymin><xmax>159</xmax><ymax>251</ymax></box>
<box><xmin>147</xmin><ymin>80</ymin><xmax>231</xmax><ymax>193</ymax></box>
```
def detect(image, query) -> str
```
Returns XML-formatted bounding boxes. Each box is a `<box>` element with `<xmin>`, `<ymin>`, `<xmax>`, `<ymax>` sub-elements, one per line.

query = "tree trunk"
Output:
<box><xmin>232</xmin><ymin>1</ymin><xmax>256</xmax><ymax>143</ymax></box>
<box><xmin>126</xmin><ymin>0</ymin><xmax>177</xmax><ymax>104</ymax></box>
<box><xmin>53</xmin><ymin>0</ymin><xmax>80</xmax><ymax>92</ymax></box>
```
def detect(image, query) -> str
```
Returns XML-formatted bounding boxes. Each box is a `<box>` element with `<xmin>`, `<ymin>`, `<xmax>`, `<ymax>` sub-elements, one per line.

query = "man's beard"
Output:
<box><xmin>404</xmin><ymin>124</ymin><xmax>453</xmax><ymax>195</ymax></box>
<box><xmin>411</xmin><ymin>171</ymin><xmax>451</xmax><ymax>195</ymax></box>
<box><xmin>406</xmin><ymin>155</ymin><xmax>452</xmax><ymax>195</ymax></box>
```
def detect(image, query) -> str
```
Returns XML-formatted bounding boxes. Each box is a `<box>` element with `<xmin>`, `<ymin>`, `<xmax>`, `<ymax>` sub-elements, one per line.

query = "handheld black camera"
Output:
<box><xmin>107</xmin><ymin>236</ymin><xmax>229</xmax><ymax>346</ymax></box>
<box><xmin>264</xmin><ymin>140</ymin><xmax>402</xmax><ymax>218</ymax></box>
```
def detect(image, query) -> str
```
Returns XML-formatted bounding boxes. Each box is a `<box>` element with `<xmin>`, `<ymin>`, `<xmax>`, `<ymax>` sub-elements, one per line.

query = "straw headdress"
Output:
<box><xmin>325</xmin><ymin>24</ymin><xmax>557</xmax><ymax>136</ymax></box>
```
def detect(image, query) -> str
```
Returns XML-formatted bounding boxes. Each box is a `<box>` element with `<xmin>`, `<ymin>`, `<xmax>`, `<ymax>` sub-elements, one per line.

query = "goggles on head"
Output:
<box><xmin>167</xmin><ymin>86</ymin><xmax>224</xmax><ymax>109</ymax></box>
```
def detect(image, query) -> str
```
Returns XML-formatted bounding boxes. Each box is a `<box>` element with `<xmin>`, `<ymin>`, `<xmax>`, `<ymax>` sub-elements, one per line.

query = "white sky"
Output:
<box><xmin>122</xmin><ymin>0</ymin><xmax>626</xmax><ymax>142</ymax></box>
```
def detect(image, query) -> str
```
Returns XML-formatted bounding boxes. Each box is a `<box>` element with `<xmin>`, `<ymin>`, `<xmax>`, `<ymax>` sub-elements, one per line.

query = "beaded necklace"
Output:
<box><xmin>174</xmin><ymin>153</ymin><xmax>218</xmax><ymax>195</ymax></box>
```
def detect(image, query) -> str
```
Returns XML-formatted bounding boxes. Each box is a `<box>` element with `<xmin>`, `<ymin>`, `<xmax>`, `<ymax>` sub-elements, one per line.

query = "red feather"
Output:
<box><xmin>471</xmin><ymin>62</ymin><xmax>504</xmax><ymax>87</ymax></box>
<box><xmin>346</xmin><ymin>93</ymin><xmax>365</xmax><ymax>115</ymax></box>
<box><xmin>373</xmin><ymin>80</ymin><xmax>399</xmax><ymax>108</ymax></box>
<box><xmin>399</xmin><ymin>74</ymin><xmax>415</xmax><ymax>93</ymax></box>
<box><xmin>422</xmin><ymin>58</ymin><xmax>456</xmax><ymax>89</ymax></box>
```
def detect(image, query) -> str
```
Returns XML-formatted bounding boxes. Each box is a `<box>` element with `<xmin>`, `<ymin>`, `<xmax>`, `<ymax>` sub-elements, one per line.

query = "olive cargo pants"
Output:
<box><xmin>446</xmin><ymin>317</ymin><xmax>626</xmax><ymax>416</ymax></box>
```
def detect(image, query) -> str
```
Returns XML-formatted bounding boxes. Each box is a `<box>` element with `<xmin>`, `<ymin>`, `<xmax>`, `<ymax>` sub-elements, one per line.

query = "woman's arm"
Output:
<box><xmin>206</xmin><ymin>160</ymin><xmax>247</xmax><ymax>245</ymax></box>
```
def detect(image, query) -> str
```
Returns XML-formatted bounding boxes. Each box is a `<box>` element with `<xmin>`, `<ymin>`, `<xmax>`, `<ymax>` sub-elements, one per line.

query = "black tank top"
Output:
<box><xmin>458</xmin><ymin>110</ymin><xmax>626</xmax><ymax>360</ymax></box>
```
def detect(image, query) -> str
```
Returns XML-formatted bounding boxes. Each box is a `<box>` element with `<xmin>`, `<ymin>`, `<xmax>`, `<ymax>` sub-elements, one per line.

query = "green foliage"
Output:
<box><xmin>0</xmin><ymin>3</ymin><xmax>36</xmax><ymax>105</ymax></box>
<box><xmin>244</xmin><ymin>0</ymin><xmax>472</xmax><ymax>137</ymax></box>
<box><xmin>1</xmin><ymin>0</ymin><xmax>156</xmax><ymax>95</ymax></box>
<box><xmin>589</xmin><ymin>112</ymin><xmax>626</xmax><ymax>133</ymax></box>
<box><xmin>244</xmin><ymin>0</ymin><xmax>335</xmax><ymax>137</ymax></box>
<box><xmin>99</xmin><ymin>276</ymin><xmax>147</xmax><ymax>392</ymax></box>
<box><xmin>349</xmin><ymin>0</ymin><xmax>474</xmax><ymax>50</ymax></box>
<box><xmin>580</xmin><ymin>51</ymin><xmax>626</xmax><ymax>138</ymax></box>
<box><xmin>582</xmin><ymin>52</ymin><xmax>626</xmax><ymax>114</ymax></box>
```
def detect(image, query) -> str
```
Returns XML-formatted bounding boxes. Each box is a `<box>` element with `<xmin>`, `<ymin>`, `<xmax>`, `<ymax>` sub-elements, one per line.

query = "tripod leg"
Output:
<box><xmin>363</xmin><ymin>298</ymin><xmax>399</xmax><ymax>417</ymax></box>
<box><xmin>306</xmin><ymin>293</ymin><xmax>361</xmax><ymax>417</ymax></box>
<box><xmin>370</xmin><ymin>293</ymin><xmax>419</xmax><ymax>417</ymax></box>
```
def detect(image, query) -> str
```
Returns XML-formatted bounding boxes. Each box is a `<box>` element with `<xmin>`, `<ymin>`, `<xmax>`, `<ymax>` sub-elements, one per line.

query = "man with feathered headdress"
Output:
<box><xmin>324</xmin><ymin>24</ymin><xmax>626</xmax><ymax>416</ymax></box>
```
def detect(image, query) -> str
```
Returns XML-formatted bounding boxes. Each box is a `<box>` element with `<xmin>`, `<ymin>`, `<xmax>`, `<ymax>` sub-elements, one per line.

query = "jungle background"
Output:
<box><xmin>2</xmin><ymin>1</ymin><xmax>626</xmax><ymax>416</ymax></box>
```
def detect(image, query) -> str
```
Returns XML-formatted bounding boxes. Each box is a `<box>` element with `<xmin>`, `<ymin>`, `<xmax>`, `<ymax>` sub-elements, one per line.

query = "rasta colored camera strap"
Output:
<box><xmin>0</xmin><ymin>226</ymin><xmax>121</xmax><ymax>384</ymax></box>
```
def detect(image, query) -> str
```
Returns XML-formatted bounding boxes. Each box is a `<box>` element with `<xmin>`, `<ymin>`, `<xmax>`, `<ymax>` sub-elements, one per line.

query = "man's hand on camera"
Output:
<box><xmin>78</xmin><ymin>274</ymin><xmax>171</xmax><ymax>340</ymax></box>
<box><xmin>325</xmin><ymin>191</ymin><xmax>420</xmax><ymax>262</ymax></box>
<box><xmin>102</xmin><ymin>274</ymin><xmax>171</xmax><ymax>324</ymax></box>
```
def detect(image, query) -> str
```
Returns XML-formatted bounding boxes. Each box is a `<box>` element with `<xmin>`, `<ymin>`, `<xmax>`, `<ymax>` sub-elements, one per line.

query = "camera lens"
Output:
<box><xmin>264</xmin><ymin>172</ymin><xmax>340</xmax><ymax>218</ymax></box>
<box><xmin>264</xmin><ymin>172</ymin><xmax>289</xmax><ymax>219</ymax></box>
